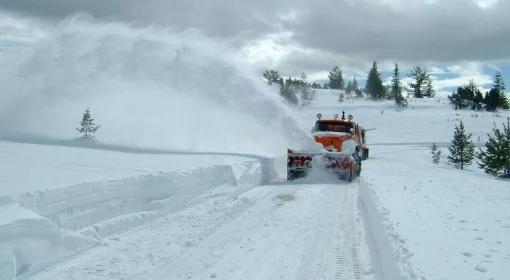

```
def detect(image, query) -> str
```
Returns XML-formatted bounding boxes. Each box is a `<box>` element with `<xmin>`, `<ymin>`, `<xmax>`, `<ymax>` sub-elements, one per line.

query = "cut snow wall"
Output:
<box><xmin>0</xmin><ymin>160</ymin><xmax>266</xmax><ymax>279</ymax></box>
<box><xmin>18</xmin><ymin>165</ymin><xmax>238</xmax><ymax>232</ymax></box>
<box><xmin>359</xmin><ymin>178</ymin><xmax>405</xmax><ymax>280</ymax></box>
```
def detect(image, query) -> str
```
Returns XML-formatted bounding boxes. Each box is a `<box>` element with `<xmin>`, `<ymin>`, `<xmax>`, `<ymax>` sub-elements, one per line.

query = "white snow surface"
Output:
<box><xmin>0</xmin><ymin>140</ymin><xmax>250</xmax><ymax>197</ymax></box>
<box><xmin>29</xmin><ymin>183</ymin><xmax>375</xmax><ymax>280</ymax></box>
<box><xmin>0</xmin><ymin>88</ymin><xmax>509</xmax><ymax>280</ymax></box>
<box><xmin>0</xmin><ymin>140</ymin><xmax>268</xmax><ymax>279</ymax></box>
<box><xmin>302</xmin><ymin>90</ymin><xmax>510</xmax><ymax>280</ymax></box>
<box><xmin>311</xmin><ymin>131</ymin><xmax>351</xmax><ymax>137</ymax></box>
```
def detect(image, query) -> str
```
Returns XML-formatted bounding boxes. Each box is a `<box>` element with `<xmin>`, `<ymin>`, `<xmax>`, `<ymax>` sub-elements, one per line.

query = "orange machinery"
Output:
<box><xmin>287</xmin><ymin>112</ymin><xmax>368</xmax><ymax>181</ymax></box>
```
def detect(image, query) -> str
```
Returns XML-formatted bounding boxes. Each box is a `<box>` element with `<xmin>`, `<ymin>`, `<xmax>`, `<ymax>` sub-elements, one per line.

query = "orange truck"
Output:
<box><xmin>287</xmin><ymin>112</ymin><xmax>369</xmax><ymax>181</ymax></box>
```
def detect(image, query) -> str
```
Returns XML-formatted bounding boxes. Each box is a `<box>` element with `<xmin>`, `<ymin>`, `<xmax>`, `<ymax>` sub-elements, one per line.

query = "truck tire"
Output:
<box><xmin>362</xmin><ymin>148</ymin><xmax>369</xmax><ymax>160</ymax></box>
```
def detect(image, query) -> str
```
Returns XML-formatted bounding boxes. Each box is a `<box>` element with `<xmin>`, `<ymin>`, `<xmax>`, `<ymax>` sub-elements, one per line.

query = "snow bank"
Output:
<box><xmin>0</xmin><ymin>160</ymin><xmax>266</xmax><ymax>279</ymax></box>
<box><xmin>0</xmin><ymin>140</ymin><xmax>255</xmax><ymax>197</ymax></box>
<box><xmin>0</xmin><ymin>204</ymin><xmax>97</xmax><ymax>279</ymax></box>
<box><xmin>0</xmin><ymin>14</ymin><xmax>315</xmax><ymax>157</ymax></box>
<box><xmin>358</xmin><ymin>178</ymin><xmax>404</xmax><ymax>280</ymax></box>
<box><xmin>363</xmin><ymin>145</ymin><xmax>510</xmax><ymax>280</ymax></box>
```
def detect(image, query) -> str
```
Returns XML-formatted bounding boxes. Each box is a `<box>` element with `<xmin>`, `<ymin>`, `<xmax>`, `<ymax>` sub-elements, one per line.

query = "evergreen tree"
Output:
<box><xmin>431</xmin><ymin>143</ymin><xmax>442</xmax><ymax>164</ymax></box>
<box><xmin>424</xmin><ymin>77</ymin><xmax>435</xmax><ymax>97</ymax></box>
<box><xmin>328</xmin><ymin>66</ymin><xmax>345</xmax><ymax>90</ymax></box>
<box><xmin>477</xmin><ymin>118</ymin><xmax>510</xmax><ymax>178</ymax></box>
<box><xmin>76</xmin><ymin>108</ymin><xmax>100</xmax><ymax>138</ymax></box>
<box><xmin>338</xmin><ymin>93</ymin><xmax>345</xmax><ymax>102</ymax></box>
<box><xmin>407</xmin><ymin>66</ymin><xmax>430</xmax><ymax>98</ymax></box>
<box><xmin>263</xmin><ymin>69</ymin><xmax>282</xmax><ymax>85</ymax></box>
<box><xmin>391</xmin><ymin>63</ymin><xmax>406</xmax><ymax>107</ymax></box>
<box><xmin>448</xmin><ymin>121</ymin><xmax>475</xmax><ymax>170</ymax></box>
<box><xmin>279</xmin><ymin>77</ymin><xmax>299</xmax><ymax>105</ymax></box>
<box><xmin>384</xmin><ymin>84</ymin><xmax>392</xmax><ymax>100</ymax></box>
<box><xmin>311</xmin><ymin>82</ymin><xmax>322</xmax><ymax>89</ymax></box>
<box><xmin>301</xmin><ymin>72</ymin><xmax>307</xmax><ymax>81</ymax></box>
<box><xmin>345</xmin><ymin>80</ymin><xmax>354</xmax><ymax>97</ymax></box>
<box><xmin>365</xmin><ymin>61</ymin><xmax>385</xmax><ymax>100</ymax></box>
<box><xmin>473</xmin><ymin>91</ymin><xmax>484</xmax><ymax>110</ymax></box>
<box><xmin>448</xmin><ymin>89</ymin><xmax>462</xmax><ymax>110</ymax></box>
<box><xmin>484</xmin><ymin>72</ymin><xmax>509</xmax><ymax>111</ymax></box>
<box><xmin>448</xmin><ymin>80</ymin><xmax>482</xmax><ymax>110</ymax></box>
<box><xmin>353</xmin><ymin>77</ymin><xmax>363</xmax><ymax>98</ymax></box>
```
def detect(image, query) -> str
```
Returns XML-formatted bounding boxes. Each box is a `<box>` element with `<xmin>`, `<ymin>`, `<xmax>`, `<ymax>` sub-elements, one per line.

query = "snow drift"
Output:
<box><xmin>0</xmin><ymin>160</ymin><xmax>265</xmax><ymax>279</ymax></box>
<box><xmin>0</xmin><ymin>14</ymin><xmax>314</xmax><ymax>157</ymax></box>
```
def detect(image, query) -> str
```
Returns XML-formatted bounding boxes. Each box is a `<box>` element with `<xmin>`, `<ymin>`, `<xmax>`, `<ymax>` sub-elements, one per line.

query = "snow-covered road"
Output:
<box><xmin>28</xmin><ymin>182</ymin><xmax>375</xmax><ymax>280</ymax></box>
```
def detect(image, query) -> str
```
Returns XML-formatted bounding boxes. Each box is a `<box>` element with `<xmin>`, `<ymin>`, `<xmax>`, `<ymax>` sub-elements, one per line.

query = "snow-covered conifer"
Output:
<box><xmin>76</xmin><ymin>108</ymin><xmax>100</xmax><ymax>138</ymax></box>
<box><xmin>328</xmin><ymin>66</ymin><xmax>344</xmax><ymax>90</ymax></box>
<box><xmin>448</xmin><ymin>121</ymin><xmax>475</xmax><ymax>170</ymax></box>
<box><xmin>431</xmin><ymin>143</ymin><xmax>441</xmax><ymax>164</ymax></box>
<box><xmin>391</xmin><ymin>63</ymin><xmax>407</xmax><ymax>107</ymax></box>
<box><xmin>365</xmin><ymin>61</ymin><xmax>385</xmax><ymax>100</ymax></box>
<box><xmin>477</xmin><ymin>118</ymin><xmax>510</xmax><ymax>178</ymax></box>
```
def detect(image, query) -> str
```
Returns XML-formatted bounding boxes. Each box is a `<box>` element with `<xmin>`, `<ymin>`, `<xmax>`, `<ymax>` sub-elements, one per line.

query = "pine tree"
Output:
<box><xmin>279</xmin><ymin>77</ymin><xmax>299</xmax><ymax>105</ymax></box>
<box><xmin>301</xmin><ymin>73</ymin><xmax>307</xmax><ymax>81</ymax></box>
<box><xmin>407</xmin><ymin>66</ymin><xmax>430</xmax><ymax>98</ymax></box>
<box><xmin>365</xmin><ymin>61</ymin><xmax>385</xmax><ymax>100</ymax></box>
<box><xmin>477</xmin><ymin>118</ymin><xmax>510</xmax><ymax>178</ymax></box>
<box><xmin>353</xmin><ymin>77</ymin><xmax>363</xmax><ymax>98</ymax></box>
<box><xmin>345</xmin><ymin>80</ymin><xmax>354</xmax><ymax>97</ymax></box>
<box><xmin>448</xmin><ymin>80</ymin><xmax>482</xmax><ymax>110</ymax></box>
<box><xmin>391</xmin><ymin>63</ymin><xmax>406</xmax><ymax>107</ymax></box>
<box><xmin>311</xmin><ymin>82</ymin><xmax>322</xmax><ymax>89</ymax></box>
<box><xmin>448</xmin><ymin>121</ymin><xmax>475</xmax><ymax>170</ymax></box>
<box><xmin>76</xmin><ymin>108</ymin><xmax>100</xmax><ymax>138</ymax></box>
<box><xmin>484</xmin><ymin>72</ymin><xmax>509</xmax><ymax>111</ymax></box>
<box><xmin>328</xmin><ymin>66</ymin><xmax>345</xmax><ymax>90</ymax></box>
<box><xmin>384</xmin><ymin>84</ymin><xmax>392</xmax><ymax>100</ymax></box>
<box><xmin>473</xmin><ymin>91</ymin><xmax>484</xmax><ymax>110</ymax></box>
<box><xmin>431</xmin><ymin>143</ymin><xmax>442</xmax><ymax>164</ymax></box>
<box><xmin>263</xmin><ymin>69</ymin><xmax>282</xmax><ymax>85</ymax></box>
<box><xmin>338</xmin><ymin>93</ymin><xmax>345</xmax><ymax>102</ymax></box>
<box><xmin>424</xmin><ymin>77</ymin><xmax>435</xmax><ymax>98</ymax></box>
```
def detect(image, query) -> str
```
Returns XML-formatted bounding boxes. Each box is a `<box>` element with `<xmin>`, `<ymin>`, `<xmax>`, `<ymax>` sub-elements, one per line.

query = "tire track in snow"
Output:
<box><xmin>28</xmin><ymin>182</ymin><xmax>377</xmax><ymax>280</ymax></box>
<box><xmin>335</xmin><ymin>183</ymin><xmax>366</xmax><ymax>280</ymax></box>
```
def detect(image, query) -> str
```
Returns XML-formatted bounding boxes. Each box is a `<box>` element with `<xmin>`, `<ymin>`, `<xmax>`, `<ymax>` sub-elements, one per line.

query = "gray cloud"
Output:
<box><xmin>0</xmin><ymin>0</ymin><xmax>284</xmax><ymax>39</ymax></box>
<box><xmin>1</xmin><ymin>0</ymin><xmax>509</xmax><ymax>74</ymax></box>
<box><xmin>290</xmin><ymin>0</ymin><xmax>510</xmax><ymax>62</ymax></box>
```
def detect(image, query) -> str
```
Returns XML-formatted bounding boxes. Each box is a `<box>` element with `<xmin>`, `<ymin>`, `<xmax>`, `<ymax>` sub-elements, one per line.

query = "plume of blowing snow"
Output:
<box><xmin>0</xmin><ymin>14</ymin><xmax>315</xmax><ymax>157</ymax></box>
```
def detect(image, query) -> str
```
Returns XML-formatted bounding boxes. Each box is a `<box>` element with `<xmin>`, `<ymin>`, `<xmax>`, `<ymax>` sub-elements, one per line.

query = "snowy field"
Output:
<box><xmin>0</xmin><ymin>140</ymin><xmax>253</xmax><ymax>197</ymax></box>
<box><xmin>1</xmin><ymin>89</ymin><xmax>509</xmax><ymax>280</ymax></box>
<box><xmin>299</xmin><ymin>90</ymin><xmax>510</xmax><ymax>280</ymax></box>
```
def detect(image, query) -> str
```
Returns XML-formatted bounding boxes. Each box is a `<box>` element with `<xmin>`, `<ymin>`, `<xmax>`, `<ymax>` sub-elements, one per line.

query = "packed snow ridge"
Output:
<box><xmin>0</xmin><ymin>148</ymin><xmax>266</xmax><ymax>278</ymax></box>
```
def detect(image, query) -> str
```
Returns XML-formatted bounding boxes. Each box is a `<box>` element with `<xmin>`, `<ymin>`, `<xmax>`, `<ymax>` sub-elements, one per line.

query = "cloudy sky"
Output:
<box><xmin>1</xmin><ymin>0</ymin><xmax>509</xmax><ymax>94</ymax></box>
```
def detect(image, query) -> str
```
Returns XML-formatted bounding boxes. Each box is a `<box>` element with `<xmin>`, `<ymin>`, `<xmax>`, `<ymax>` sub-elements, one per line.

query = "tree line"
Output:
<box><xmin>262</xmin><ymin>70</ymin><xmax>315</xmax><ymax>105</ymax></box>
<box><xmin>263</xmin><ymin>61</ymin><xmax>436</xmax><ymax>108</ymax></box>
<box><xmin>343</xmin><ymin>62</ymin><xmax>435</xmax><ymax>107</ymax></box>
<box><xmin>448</xmin><ymin>72</ymin><xmax>509</xmax><ymax>112</ymax></box>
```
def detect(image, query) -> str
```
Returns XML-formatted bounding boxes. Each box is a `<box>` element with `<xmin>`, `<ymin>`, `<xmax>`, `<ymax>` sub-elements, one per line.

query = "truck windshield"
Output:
<box><xmin>314</xmin><ymin>121</ymin><xmax>353</xmax><ymax>133</ymax></box>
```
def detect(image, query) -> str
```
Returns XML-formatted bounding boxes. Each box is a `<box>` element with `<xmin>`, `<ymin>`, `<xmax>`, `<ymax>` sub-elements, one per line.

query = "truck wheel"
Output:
<box><xmin>362</xmin><ymin>148</ymin><xmax>369</xmax><ymax>160</ymax></box>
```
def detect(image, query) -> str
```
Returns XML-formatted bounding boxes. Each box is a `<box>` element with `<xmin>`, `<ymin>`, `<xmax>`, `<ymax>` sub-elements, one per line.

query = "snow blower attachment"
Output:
<box><xmin>287</xmin><ymin>112</ymin><xmax>369</xmax><ymax>181</ymax></box>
